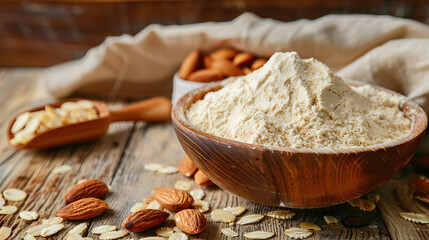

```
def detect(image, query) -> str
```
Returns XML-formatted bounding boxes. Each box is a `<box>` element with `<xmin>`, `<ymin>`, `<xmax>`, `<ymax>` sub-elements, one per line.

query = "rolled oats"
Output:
<box><xmin>223</xmin><ymin>206</ymin><xmax>246</xmax><ymax>216</ymax></box>
<box><xmin>243</xmin><ymin>231</ymin><xmax>274</xmax><ymax>239</ymax></box>
<box><xmin>221</xmin><ymin>228</ymin><xmax>238</xmax><ymax>237</ymax></box>
<box><xmin>400</xmin><ymin>212</ymin><xmax>429</xmax><ymax>223</ymax></box>
<box><xmin>237</xmin><ymin>214</ymin><xmax>264</xmax><ymax>225</ymax></box>
<box><xmin>284</xmin><ymin>227</ymin><xmax>313</xmax><ymax>239</ymax></box>
<box><xmin>266</xmin><ymin>210</ymin><xmax>295</xmax><ymax>220</ymax></box>
<box><xmin>3</xmin><ymin>188</ymin><xmax>27</xmax><ymax>201</ymax></box>
<box><xmin>19</xmin><ymin>211</ymin><xmax>39</xmax><ymax>221</ymax></box>
<box><xmin>211</xmin><ymin>209</ymin><xmax>236</xmax><ymax>223</ymax></box>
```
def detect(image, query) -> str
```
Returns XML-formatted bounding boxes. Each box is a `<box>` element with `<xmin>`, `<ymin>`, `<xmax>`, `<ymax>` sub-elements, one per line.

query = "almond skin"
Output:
<box><xmin>57</xmin><ymin>197</ymin><xmax>108</xmax><ymax>220</ymax></box>
<box><xmin>179</xmin><ymin>50</ymin><xmax>202</xmax><ymax>80</ymax></box>
<box><xmin>175</xmin><ymin>209</ymin><xmax>206</xmax><ymax>234</ymax></box>
<box><xmin>242</xmin><ymin>67</ymin><xmax>252</xmax><ymax>74</ymax></box>
<box><xmin>211</xmin><ymin>59</ymin><xmax>244</xmax><ymax>77</ymax></box>
<box><xmin>122</xmin><ymin>209</ymin><xmax>169</xmax><ymax>232</ymax></box>
<box><xmin>233</xmin><ymin>52</ymin><xmax>254</xmax><ymax>67</ymax></box>
<box><xmin>251</xmin><ymin>58</ymin><xmax>268</xmax><ymax>70</ymax></box>
<box><xmin>203</xmin><ymin>55</ymin><xmax>213</xmax><ymax>68</ymax></box>
<box><xmin>210</xmin><ymin>48</ymin><xmax>238</xmax><ymax>60</ymax></box>
<box><xmin>64</xmin><ymin>179</ymin><xmax>109</xmax><ymax>203</ymax></box>
<box><xmin>153</xmin><ymin>187</ymin><xmax>194</xmax><ymax>211</ymax></box>
<box><xmin>187</xmin><ymin>68</ymin><xmax>223</xmax><ymax>83</ymax></box>
<box><xmin>179</xmin><ymin>156</ymin><xmax>198</xmax><ymax>177</ymax></box>
<box><xmin>194</xmin><ymin>170</ymin><xmax>214</xmax><ymax>186</ymax></box>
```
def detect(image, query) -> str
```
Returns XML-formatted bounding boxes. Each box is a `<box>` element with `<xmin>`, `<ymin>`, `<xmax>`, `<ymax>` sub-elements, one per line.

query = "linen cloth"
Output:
<box><xmin>39</xmin><ymin>13</ymin><xmax>429</xmax><ymax>113</ymax></box>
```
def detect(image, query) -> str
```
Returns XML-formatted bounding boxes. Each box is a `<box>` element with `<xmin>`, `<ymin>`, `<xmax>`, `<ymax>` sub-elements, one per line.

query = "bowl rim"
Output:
<box><xmin>172</xmin><ymin>80</ymin><xmax>428</xmax><ymax>154</ymax></box>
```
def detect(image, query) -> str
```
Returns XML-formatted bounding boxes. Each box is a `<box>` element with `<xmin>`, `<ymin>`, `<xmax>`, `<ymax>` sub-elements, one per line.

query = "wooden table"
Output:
<box><xmin>1</xmin><ymin>68</ymin><xmax>429</xmax><ymax>239</ymax></box>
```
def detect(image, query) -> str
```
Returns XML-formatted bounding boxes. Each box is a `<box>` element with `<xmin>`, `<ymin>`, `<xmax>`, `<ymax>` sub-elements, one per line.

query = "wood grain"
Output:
<box><xmin>0</xmin><ymin>68</ymin><xmax>429</xmax><ymax>239</ymax></box>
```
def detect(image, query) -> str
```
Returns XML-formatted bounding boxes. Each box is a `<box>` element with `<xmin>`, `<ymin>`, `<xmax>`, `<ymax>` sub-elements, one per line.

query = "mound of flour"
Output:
<box><xmin>186</xmin><ymin>52</ymin><xmax>411</xmax><ymax>149</ymax></box>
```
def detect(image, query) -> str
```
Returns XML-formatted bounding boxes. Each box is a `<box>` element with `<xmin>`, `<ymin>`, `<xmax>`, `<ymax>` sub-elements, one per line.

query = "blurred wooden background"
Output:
<box><xmin>1</xmin><ymin>0</ymin><xmax>429</xmax><ymax>67</ymax></box>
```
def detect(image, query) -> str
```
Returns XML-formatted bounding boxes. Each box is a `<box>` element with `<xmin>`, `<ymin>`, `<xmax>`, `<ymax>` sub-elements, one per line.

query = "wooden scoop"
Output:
<box><xmin>8</xmin><ymin>97</ymin><xmax>172</xmax><ymax>150</ymax></box>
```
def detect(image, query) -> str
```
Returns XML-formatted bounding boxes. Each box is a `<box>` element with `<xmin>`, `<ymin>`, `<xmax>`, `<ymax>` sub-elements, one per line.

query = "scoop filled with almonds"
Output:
<box><xmin>8</xmin><ymin>97</ymin><xmax>171</xmax><ymax>149</ymax></box>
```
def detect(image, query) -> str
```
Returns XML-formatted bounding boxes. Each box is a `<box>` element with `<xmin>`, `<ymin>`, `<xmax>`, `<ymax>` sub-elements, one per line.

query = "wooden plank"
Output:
<box><xmin>0</xmin><ymin>67</ymin><xmax>428</xmax><ymax>240</ymax></box>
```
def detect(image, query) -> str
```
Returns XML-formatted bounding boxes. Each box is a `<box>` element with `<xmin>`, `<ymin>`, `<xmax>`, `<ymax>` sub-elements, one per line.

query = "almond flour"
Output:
<box><xmin>186</xmin><ymin>52</ymin><xmax>411</xmax><ymax>149</ymax></box>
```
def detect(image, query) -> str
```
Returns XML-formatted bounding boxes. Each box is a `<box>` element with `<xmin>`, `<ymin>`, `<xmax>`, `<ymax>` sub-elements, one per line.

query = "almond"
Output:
<box><xmin>210</xmin><ymin>48</ymin><xmax>238</xmax><ymax>60</ymax></box>
<box><xmin>57</xmin><ymin>197</ymin><xmax>108</xmax><ymax>220</ymax></box>
<box><xmin>64</xmin><ymin>179</ymin><xmax>109</xmax><ymax>203</ymax></box>
<box><xmin>251</xmin><ymin>58</ymin><xmax>268</xmax><ymax>70</ymax></box>
<box><xmin>194</xmin><ymin>170</ymin><xmax>214</xmax><ymax>186</ymax></box>
<box><xmin>233</xmin><ymin>52</ymin><xmax>254</xmax><ymax>67</ymax></box>
<box><xmin>211</xmin><ymin>59</ymin><xmax>244</xmax><ymax>77</ymax></box>
<box><xmin>153</xmin><ymin>187</ymin><xmax>193</xmax><ymax>211</ymax></box>
<box><xmin>242</xmin><ymin>67</ymin><xmax>252</xmax><ymax>74</ymax></box>
<box><xmin>187</xmin><ymin>69</ymin><xmax>223</xmax><ymax>82</ymax></box>
<box><xmin>179</xmin><ymin>50</ymin><xmax>202</xmax><ymax>80</ymax></box>
<box><xmin>178</xmin><ymin>156</ymin><xmax>198</xmax><ymax>177</ymax></box>
<box><xmin>122</xmin><ymin>209</ymin><xmax>169</xmax><ymax>232</ymax></box>
<box><xmin>174</xmin><ymin>209</ymin><xmax>206</xmax><ymax>235</ymax></box>
<box><xmin>203</xmin><ymin>55</ymin><xmax>212</xmax><ymax>68</ymax></box>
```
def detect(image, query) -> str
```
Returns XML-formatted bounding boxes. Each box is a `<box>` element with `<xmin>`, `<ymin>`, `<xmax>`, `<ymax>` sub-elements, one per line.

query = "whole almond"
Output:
<box><xmin>233</xmin><ymin>52</ymin><xmax>254</xmax><ymax>67</ymax></box>
<box><xmin>179</xmin><ymin>156</ymin><xmax>198</xmax><ymax>177</ymax></box>
<box><xmin>210</xmin><ymin>48</ymin><xmax>238</xmax><ymax>60</ymax></box>
<box><xmin>153</xmin><ymin>187</ymin><xmax>194</xmax><ymax>211</ymax></box>
<box><xmin>251</xmin><ymin>58</ymin><xmax>268</xmax><ymax>70</ymax></box>
<box><xmin>188</xmin><ymin>68</ymin><xmax>223</xmax><ymax>82</ymax></box>
<box><xmin>211</xmin><ymin>59</ymin><xmax>244</xmax><ymax>77</ymax></box>
<box><xmin>64</xmin><ymin>179</ymin><xmax>109</xmax><ymax>203</ymax></box>
<box><xmin>57</xmin><ymin>197</ymin><xmax>108</xmax><ymax>220</ymax></box>
<box><xmin>122</xmin><ymin>209</ymin><xmax>169</xmax><ymax>232</ymax></box>
<box><xmin>203</xmin><ymin>55</ymin><xmax>213</xmax><ymax>68</ymax></box>
<box><xmin>194</xmin><ymin>170</ymin><xmax>214</xmax><ymax>186</ymax></box>
<box><xmin>242</xmin><ymin>67</ymin><xmax>252</xmax><ymax>74</ymax></box>
<box><xmin>179</xmin><ymin>50</ymin><xmax>202</xmax><ymax>80</ymax></box>
<box><xmin>174</xmin><ymin>209</ymin><xmax>206</xmax><ymax>235</ymax></box>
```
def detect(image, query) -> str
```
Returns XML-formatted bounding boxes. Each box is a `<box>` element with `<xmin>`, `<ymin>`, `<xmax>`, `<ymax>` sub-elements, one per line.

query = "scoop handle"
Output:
<box><xmin>110</xmin><ymin>97</ymin><xmax>172</xmax><ymax>123</ymax></box>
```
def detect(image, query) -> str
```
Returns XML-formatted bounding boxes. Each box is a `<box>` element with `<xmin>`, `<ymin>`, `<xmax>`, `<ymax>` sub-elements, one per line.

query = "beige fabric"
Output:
<box><xmin>39</xmin><ymin>13</ymin><xmax>429</xmax><ymax>112</ymax></box>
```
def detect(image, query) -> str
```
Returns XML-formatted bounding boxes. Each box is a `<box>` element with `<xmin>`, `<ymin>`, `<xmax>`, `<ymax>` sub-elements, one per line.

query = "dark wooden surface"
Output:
<box><xmin>1</xmin><ymin>68</ymin><xmax>429</xmax><ymax>239</ymax></box>
<box><xmin>1</xmin><ymin>0</ymin><xmax>429</xmax><ymax>67</ymax></box>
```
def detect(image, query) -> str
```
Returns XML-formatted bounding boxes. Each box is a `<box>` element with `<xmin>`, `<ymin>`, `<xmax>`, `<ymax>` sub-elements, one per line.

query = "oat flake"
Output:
<box><xmin>284</xmin><ymin>227</ymin><xmax>313</xmax><ymax>239</ymax></box>
<box><xmin>3</xmin><ymin>188</ymin><xmax>27</xmax><ymax>201</ymax></box>
<box><xmin>400</xmin><ymin>212</ymin><xmax>429</xmax><ymax>223</ymax></box>
<box><xmin>19</xmin><ymin>211</ymin><xmax>39</xmax><ymax>221</ymax></box>
<box><xmin>40</xmin><ymin>223</ymin><xmax>64</xmax><ymax>237</ymax></box>
<box><xmin>52</xmin><ymin>165</ymin><xmax>72</xmax><ymax>174</ymax></box>
<box><xmin>0</xmin><ymin>205</ymin><xmax>18</xmax><ymax>215</ymax></box>
<box><xmin>99</xmin><ymin>231</ymin><xmax>129</xmax><ymax>239</ymax></box>
<box><xmin>189</xmin><ymin>189</ymin><xmax>205</xmax><ymax>200</ymax></box>
<box><xmin>144</xmin><ymin>163</ymin><xmax>163</xmax><ymax>172</ymax></box>
<box><xmin>223</xmin><ymin>206</ymin><xmax>246</xmax><ymax>216</ymax></box>
<box><xmin>168</xmin><ymin>232</ymin><xmax>188</xmax><ymax>240</ymax></box>
<box><xmin>243</xmin><ymin>231</ymin><xmax>274</xmax><ymax>239</ymax></box>
<box><xmin>175</xmin><ymin>181</ymin><xmax>192</xmax><ymax>191</ymax></box>
<box><xmin>221</xmin><ymin>228</ymin><xmax>238</xmax><ymax>237</ymax></box>
<box><xmin>130</xmin><ymin>202</ymin><xmax>148</xmax><ymax>213</ymax></box>
<box><xmin>266</xmin><ymin>210</ymin><xmax>295</xmax><ymax>219</ymax></box>
<box><xmin>158</xmin><ymin>166</ymin><xmax>179</xmax><ymax>174</ymax></box>
<box><xmin>237</xmin><ymin>214</ymin><xmax>264</xmax><ymax>225</ymax></box>
<box><xmin>92</xmin><ymin>225</ymin><xmax>117</xmax><ymax>234</ymax></box>
<box><xmin>299</xmin><ymin>222</ymin><xmax>321</xmax><ymax>231</ymax></box>
<box><xmin>323</xmin><ymin>215</ymin><xmax>339</xmax><ymax>224</ymax></box>
<box><xmin>192</xmin><ymin>200</ymin><xmax>210</xmax><ymax>213</ymax></box>
<box><xmin>211</xmin><ymin>209</ymin><xmax>236</xmax><ymax>223</ymax></box>
<box><xmin>69</xmin><ymin>222</ymin><xmax>89</xmax><ymax>235</ymax></box>
<box><xmin>156</xmin><ymin>227</ymin><xmax>174</xmax><ymax>237</ymax></box>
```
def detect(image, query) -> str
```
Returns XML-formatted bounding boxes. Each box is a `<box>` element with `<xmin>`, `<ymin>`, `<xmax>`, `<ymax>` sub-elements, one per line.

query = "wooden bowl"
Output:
<box><xmin>172</xmin><ymin>81</ymin><xmax>428</xmax><ymax>208</ymax></box>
